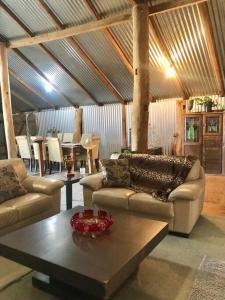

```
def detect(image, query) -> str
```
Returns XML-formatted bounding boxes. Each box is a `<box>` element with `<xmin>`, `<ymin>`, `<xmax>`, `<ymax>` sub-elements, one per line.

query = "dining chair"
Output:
<box><xmin>63</xmin><ymin>132</ymin><xmax>75</xmax><ymax>143</ymax></box>
<box><xmin>15</xmin><ymin>136</ymin><xmax>34</xmax><ymax>171</ymax></box>
<box><xmin>47</xmin><ymin>137</ymin><xmax>64</xmax><ymax>174</ymax></box>
<box><xmin>76</xmin><ymin>134</ymin><xmax>101</xmax><ymax>172</ymax></box>
<box><xmin>30</xmin><ymin>136</ymin><xmax>47</xmax><ymax>172</ymax></box>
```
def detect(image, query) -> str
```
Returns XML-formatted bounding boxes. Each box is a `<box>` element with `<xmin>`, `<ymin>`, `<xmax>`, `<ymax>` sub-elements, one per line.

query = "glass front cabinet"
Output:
<box><xmin>184</xmin><ymin>112</ymin><xmax>225</xmax><ymax>174</ymax></box>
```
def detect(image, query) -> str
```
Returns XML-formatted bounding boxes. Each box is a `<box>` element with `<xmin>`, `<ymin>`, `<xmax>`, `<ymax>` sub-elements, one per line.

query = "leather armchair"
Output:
<box><xmin>0</xmin><ymin>158</ymin><xmax>64</xmax><ymax>236</ymax></box>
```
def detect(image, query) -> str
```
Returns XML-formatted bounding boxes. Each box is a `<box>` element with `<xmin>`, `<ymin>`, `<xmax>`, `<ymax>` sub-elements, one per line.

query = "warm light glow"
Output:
<box><xmin>42</xmin><ymin>74</ymin><xmax>55</xmax><ymax>93</ymax></box>
<box><xmin>166</xmin><ymin>66</ymin><xmax>176</xmax><ymax>78</ymax></box>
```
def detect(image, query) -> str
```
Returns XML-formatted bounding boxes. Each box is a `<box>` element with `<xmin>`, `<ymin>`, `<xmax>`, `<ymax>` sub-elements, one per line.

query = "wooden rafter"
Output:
<box><xmin>13</xmin><ymin>48</ymin><xmax>78</xmax><ymax>108</ymax></box>
<box><xmin>37</xmin><ymin>0</ymin><xmax>125</xmax><ymax>104</ymax></box>
<box><xmin>1</xmin><ymin>1</ymin><xmax>99</xmax><ymax>106</ymax></box>
<box><xmin>149</xmin><ymin>18</ymin><xmax>189</xmax><ymax>99</ymax></box>
<box><xmin>84</xmin><ymin>0</ymin><xmax>133</xmax><ymax>75</ymax></box>
<box><xmin>198</xmin><ymin>2</ymin><xmax>225</xmax><ymax>96</ymax></box>
<box><xmin>8</xmin><ymin>0</ymin><xmax>207</xmax><ymax>49</ymax></box>
<box><xmin>9</xmin><ymin>69</ymin><xmax>55</xmax><ymax>109</ymax></box>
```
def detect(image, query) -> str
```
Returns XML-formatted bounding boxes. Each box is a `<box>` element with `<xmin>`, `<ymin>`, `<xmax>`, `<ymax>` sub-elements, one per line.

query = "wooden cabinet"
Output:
<box><xmin>184</xmin><ymin>112</ymin><xmax>225</xmax><ymax>174</ymax></box>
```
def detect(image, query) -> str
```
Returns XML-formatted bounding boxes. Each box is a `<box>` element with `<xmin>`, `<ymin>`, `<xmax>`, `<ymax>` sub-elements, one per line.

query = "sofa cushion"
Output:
<box><xmin>100</xmin><ymin>159</ymin><xmax>130</xmax><ymax>187</ymax></box>
<box><xmin>93</xmin><ymin>188</ymin><xmax>135</xmax><ymax>210</ymax></box>
<box><xmin>129</xmin><ymin>193</ymin><xmax>174</xmax><ymax>218</ymax></box>
<box><xmin>185</xmin><ymin>159</ymin><xmax>200</xmax><ymax>182</ymax></box>
<box><xmin>0</xmin><ymin>206</ymin><xmax>19</xmax><ymax>229</ymax></box>
<box><xmin>2</xmin><ymin>193</ymin><xmax>52</xmax><ymax>220</ymax></box>
<box><xmin>0</xmin><ymin>164</ymin><xmax>27</xmax><ymax>203</ymax></box>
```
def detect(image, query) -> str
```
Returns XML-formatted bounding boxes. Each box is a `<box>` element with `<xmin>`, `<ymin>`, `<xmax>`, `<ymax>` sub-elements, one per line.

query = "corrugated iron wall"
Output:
<box><xmin>35</xmin><ymin>107</ymin><xmax>75</xmax><ymax>136</ymax></box>
<box><xmin>34</xmin><ymin>100</ymin><xmax>178</xmax><ymax>158</ymax></box>
<box><xmin>82</xmin><ymin>104</ymin><xmax>122</xmax><ymax>159</ymax></box>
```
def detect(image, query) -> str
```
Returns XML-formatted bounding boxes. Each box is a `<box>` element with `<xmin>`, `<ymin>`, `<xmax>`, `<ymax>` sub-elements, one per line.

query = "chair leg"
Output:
<box><xmin>59</xmin><ymin>163</ymin><xmax>62</xmax><ymax>172</ymax></box>
<box><xmin>49</xmin><ymin>161</ymin><xmax>52</xmax><ymax>174</ymax></box>
<box><xmin>35</xmin><ymin>160</ymin><xmax>38</xmax><ymax>172</ymax></box>
<box><xmin>29</xmin><ymin>159</ymin><xmax>32</xmax><ymax>172</ymax></box>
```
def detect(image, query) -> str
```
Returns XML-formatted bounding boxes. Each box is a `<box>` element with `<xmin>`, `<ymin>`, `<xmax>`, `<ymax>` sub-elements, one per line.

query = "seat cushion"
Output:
<box><xmin>2</xmin><ymin>193</ymin><xmax>52</xmax><ymax>220</ymax></box>
<box><xmin>0</xmin><ymin>206</ymin><xmax>19</xmax><ymax>229</ymax></box>
<box><xmin>129</xmin><ymin>193</ymin><xmax>174</xmax><ymax>218</ymax></box>
<box><xmin>93</xmin><ymin>188</ymin><xmax>135</xmax><ymax>209</ymax></box>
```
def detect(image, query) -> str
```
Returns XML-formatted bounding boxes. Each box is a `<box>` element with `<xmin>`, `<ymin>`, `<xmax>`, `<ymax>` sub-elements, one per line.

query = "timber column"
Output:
<box><xmin>0</xmin><ymin>43</ymin><xmax>17</xmax><ymax>158</ymax></box>
<box><xmin>132</xmin><ymin>1</ymin><xmax>149</xmax><ymax>153</ymax></box>
<box><xmin>74</xmin><ymin>108</ymin><xmax>83</xmax><ymax>143</ymax></box>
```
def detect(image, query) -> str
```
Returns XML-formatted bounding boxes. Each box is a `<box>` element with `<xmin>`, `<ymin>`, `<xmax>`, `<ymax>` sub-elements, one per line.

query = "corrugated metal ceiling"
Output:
<box><xmin>1</xmin><ymin>0</ymin><xmax>225</xmax><ymax>112</ymax></box>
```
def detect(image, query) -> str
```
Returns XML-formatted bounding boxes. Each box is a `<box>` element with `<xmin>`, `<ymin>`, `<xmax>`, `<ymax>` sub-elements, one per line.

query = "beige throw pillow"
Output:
<box><xmin>0</xmin><ymin>165</ymin><xmax>27</xmax><ymax>203</ymax></box>
<box><xmin>100</xmin><ymin>159</ymin><xmax>130</xmax><ymax>187</ymax></box>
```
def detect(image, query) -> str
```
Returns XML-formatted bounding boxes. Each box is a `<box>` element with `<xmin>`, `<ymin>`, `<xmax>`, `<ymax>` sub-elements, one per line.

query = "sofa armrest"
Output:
<box><xmin>22</xmin><ymin>176</ymin><xmax>64</xmax><ymax>195</ymax></box>
<box><xmin>80</xmin><ymin>173</ymin><xmax>103</xmax><ymax>191</ymax></box>
<box><xmin>168</xmin><ymin>179</ymin><xmax>205</xmax><ymax>202</ymax></box>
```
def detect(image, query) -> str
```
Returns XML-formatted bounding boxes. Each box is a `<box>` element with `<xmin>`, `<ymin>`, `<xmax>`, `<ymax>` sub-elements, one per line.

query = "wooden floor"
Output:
<box><xmin>203</xmin><ymin>175</ymin><xmax>225</xmax><ymax>217</ymax></box>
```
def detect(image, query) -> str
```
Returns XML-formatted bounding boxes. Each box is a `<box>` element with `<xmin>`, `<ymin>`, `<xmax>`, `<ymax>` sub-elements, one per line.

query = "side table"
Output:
<box><xmin>54</xmin><ymin>172</ymin><xmax>85</xmax><ymax>210</ymax></box>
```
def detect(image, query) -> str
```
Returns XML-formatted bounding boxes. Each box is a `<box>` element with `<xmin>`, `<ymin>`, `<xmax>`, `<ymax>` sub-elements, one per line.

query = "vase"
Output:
<box><xmin>187</xmin><ymin>100</ymin><xmax>194</xmax><ymax>112</ymax></box>
<box><xmin>205</xmin><ymin>104</ymin><xmax>212</xmax><ymax>112</ymax></box>
<box><xmin>64</xmin><ymin>156</ymin><xmax>74</xmax><ymax>177</ymax></box>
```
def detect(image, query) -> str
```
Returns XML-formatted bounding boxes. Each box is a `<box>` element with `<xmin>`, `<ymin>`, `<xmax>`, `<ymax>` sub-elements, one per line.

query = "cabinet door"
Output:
<box><xmin>184</xmin><ymin>115</ymin><xmax>202</xmax><ymax>143</ymax></box>
<box><xmin>203</xmin><ymin>114</ymin><xmax>222</xmax><ymax>136</ymax></box>
<box><xmin>203</xmin><ymin>137</ymin><xmax>222</xmax><ymax>174</ymax></box>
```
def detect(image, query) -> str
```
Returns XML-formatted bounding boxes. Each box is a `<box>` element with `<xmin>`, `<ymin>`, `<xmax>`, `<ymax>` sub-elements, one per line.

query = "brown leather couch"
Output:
<box><xmin>0</xmin><ymin>159</ymin><xmax>64</xmax><ymax>236</ymax></box>
<box><xmin>80</xmin><ymin>159</ymin><xmax>205</xmax><ymax>236</ymax></box>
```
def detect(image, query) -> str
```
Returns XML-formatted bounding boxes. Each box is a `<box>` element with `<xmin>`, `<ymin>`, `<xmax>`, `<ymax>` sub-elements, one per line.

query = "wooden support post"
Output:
<box><xmin>0</xmin><ymin>43</ymin><xmax>17</xmax><ymax>158</ymax></box>
<box><xmin>132</xmin><ymin>2</ymin><xmax>149</xmax><ymax>153</ymax></box>
<box><xmin>121</xmin><ymin>104</ymin><xmax>127</xmax><ymax>148</ymax></box>
<box><xmin>34</xmin><ymin>139</ymin><xmax>45</xmax><ymax>177</ymax></box>
<box><xmin>174</xmin><ymin>99</ymin><xmax>185</xmax><ymax>156</ymax></box>
<box><xmin>87</xmin><ymin>149</ymin><xmax>94</xmax><ymax>174</ymax></box>
<box><xmin>74</xmin><ymin>108</ymin><xmax>83</xmax><ymax>143</ymax></box>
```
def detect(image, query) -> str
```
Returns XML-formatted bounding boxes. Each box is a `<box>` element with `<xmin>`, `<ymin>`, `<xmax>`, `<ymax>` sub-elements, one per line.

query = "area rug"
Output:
<box><xmin>189</xmin><ymin>256</ymin><xmax>225</xmax><ymax>300</ymax></box>
<box><xmin>0</xmin><ymin>256</ymin><xmax>31</xmax><ymax>290</ymax></box>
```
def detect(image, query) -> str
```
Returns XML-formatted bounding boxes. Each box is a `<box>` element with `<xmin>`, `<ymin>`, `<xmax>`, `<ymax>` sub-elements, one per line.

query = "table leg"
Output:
<box><xmin>66</xmin><ymin>182</ymin><xmax>73</xmax><ymax>210</ymax></box>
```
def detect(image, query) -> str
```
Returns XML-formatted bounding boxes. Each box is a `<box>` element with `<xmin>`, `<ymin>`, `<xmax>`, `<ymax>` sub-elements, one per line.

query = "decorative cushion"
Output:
<box><xmin>100</xmin><ymin>159</ymin><xmax>130</xmax><ymax>187</ymax></box>
<box><xmin>0</xmin><ymin>165</ymin><xmax>27</xmax><ymax>203</ymax></box>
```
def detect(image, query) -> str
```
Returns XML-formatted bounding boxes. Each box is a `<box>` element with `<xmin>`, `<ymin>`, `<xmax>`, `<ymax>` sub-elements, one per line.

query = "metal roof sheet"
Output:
<box><xmin>0</xmin><ymin>10</ymin><xmax>27</xmax><ymax>40</ymax></box>
<box><xmin>45</xmin><ymin>39</ymin><xmax>117</xmax><ymax>104</ymax></box>
<box><xmin>8</xmin><ymin>49</ymin><xmax>67</xmax><ymax>108</ymax></box>
<box><xmin>92</xmin><ymin>0</ymin><xmax>130</xmax><ymax>17</ymax></box>
<box><xmin>76</xmin><ymin>31</ymin><xmax>133</xmax><ymax>101</ymax></box>
<box><xmin>152</xmin><ymin>4</ymin><xmax>218</xmax><ymax>96</ymax></box>
<box><xmin>18</xmin><ymin>45</ymin><xmax>94</xmax><ymax>106</ymax></box>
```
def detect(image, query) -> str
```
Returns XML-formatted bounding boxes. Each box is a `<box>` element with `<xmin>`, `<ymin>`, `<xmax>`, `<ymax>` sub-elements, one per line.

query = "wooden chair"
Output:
<box><xmin>15</xmin><ymin>136</ymin><xmax>34</xmax><ymax>171</ymax></box>
<box><xmin>30</xmin><ymin>136</ymin><xmax>47</xmax><ymax>172</ymax></box>
<box><xmin>63</xmin><ymin>133</ymin><xmax>75</xmax><ymax>143</ymax></box>
<box><xmin>47</xmin><ymin>137</ymin><xmax>64</xmax><ymax>174</ymax></box>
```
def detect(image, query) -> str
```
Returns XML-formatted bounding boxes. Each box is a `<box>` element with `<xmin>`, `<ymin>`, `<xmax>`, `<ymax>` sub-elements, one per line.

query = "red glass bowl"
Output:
<box><xmin>70</xmin><ymin>209</ymin><xmax>113</xmax><ymax>236</ymax></box>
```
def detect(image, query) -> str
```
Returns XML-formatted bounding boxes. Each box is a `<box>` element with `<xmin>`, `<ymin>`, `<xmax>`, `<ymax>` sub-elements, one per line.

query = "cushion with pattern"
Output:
<box><xmin>100</xmin><ymin>159</ymin><xmax>130</xmax><ymax>187</ymax></box>
<box><xmin>0</xmin><ymin>164</ymin><xmax>27</xmax><ymax>203</ymax></box>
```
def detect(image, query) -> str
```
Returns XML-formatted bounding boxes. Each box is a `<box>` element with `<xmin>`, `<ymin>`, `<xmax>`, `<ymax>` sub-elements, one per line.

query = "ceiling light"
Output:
<box><xmin>166</xmin><ymin>66</ymin><xmax>176</xmax><ymax>78</ymax></box>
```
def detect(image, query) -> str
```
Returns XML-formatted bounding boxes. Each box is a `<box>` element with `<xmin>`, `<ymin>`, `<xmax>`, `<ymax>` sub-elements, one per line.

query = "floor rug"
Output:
<box><xmin>189</xmin><ymin>256</ymin><xmax>225</xmax><ymax>300</ymax></box>
<box><xmin>0</xmin><ymin>256</ymin><xmax>31</xmax><ymax>290</ymax></box>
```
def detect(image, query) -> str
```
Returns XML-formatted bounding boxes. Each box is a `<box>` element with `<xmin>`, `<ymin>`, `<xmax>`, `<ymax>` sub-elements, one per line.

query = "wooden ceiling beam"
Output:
<box><xmin>8</xmin><ymin>0</ymin><xmax>207</xmax><ymax>49</ymax></box>
<box><xmin>37</xmin><ymin>0</ymin><xmax>125</xmax><ymax>104</ymax></box>
<box><xmin>1</xmin><ymin>1</ymin><xmax>99</xmax><ymax>106</ymax></box>
<box><xmin>84</xmin><ymin>0</ymin><xmax>133</xmax><ymax>75</ymax></box>
<box><xmin>9</xmin><ymin>69</ymin><xmax>55</xmax><ymax>109</ymax></box>
<box><xmin>198</xmin><ymin>2</ymin><xmax>225</xmax><ymax>96</ymax></box>
<box><xmin>13</xmin><ymin>48</ymin><xmax>78</xmax><ymax>108</ymax></box>
<box><xmin>149</xmin><ymin>18</ymin><xmax>189</xmax><ymax>99</ymax></box>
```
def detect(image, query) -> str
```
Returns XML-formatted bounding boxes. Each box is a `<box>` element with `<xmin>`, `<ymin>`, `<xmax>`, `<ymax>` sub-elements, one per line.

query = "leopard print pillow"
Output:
<box><xmin>100</xmin><ymin>159</ymin><xmax>130</xmax><ymax>188</ymax></box>
<box><xmin>0</xmin><ymin>164</ymin><xmax>27</xmax><ymax>203</ymax></box>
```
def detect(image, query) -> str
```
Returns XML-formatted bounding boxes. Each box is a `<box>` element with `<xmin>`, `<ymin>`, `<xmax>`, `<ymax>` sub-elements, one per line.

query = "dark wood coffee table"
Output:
<box><xmin>0</xmin><ymin>207</ymin><xmax>168</xmax><ymax>299</ymax></box>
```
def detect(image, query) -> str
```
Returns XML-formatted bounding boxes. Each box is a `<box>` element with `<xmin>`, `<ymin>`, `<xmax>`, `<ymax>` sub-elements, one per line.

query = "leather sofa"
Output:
<box><xmin>80</xmin><ymin>159</ymin><xmax>205</xmax><ymax>236</ymax></box>
<box><xmin>0</xmin><ymin>159</ymin><xmax>64</xmax><ymax>236</ymax></box>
